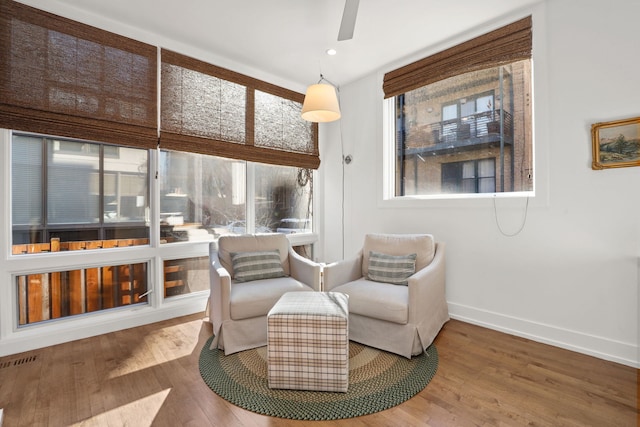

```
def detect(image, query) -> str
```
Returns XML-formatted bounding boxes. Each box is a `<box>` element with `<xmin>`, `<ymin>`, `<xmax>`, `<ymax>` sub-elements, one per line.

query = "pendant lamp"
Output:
<box><xmin>301</xmin><ymin>75</ymin><xmax>341</xmax><ymax>123</ymax></box>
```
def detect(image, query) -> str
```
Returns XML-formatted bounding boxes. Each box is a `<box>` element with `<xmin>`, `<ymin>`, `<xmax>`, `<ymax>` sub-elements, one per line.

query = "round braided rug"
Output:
<box><xmin>199</xmin><ymin>336</ymin><xmax>438</xmax><ymax>420</ymax></box>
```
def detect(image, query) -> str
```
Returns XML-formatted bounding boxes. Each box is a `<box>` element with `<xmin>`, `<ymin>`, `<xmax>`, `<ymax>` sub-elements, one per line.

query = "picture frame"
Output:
<box><xmin>591</xmin><ymin>116</ymin><xmax>640</xmax><ymax>170</ymax></box>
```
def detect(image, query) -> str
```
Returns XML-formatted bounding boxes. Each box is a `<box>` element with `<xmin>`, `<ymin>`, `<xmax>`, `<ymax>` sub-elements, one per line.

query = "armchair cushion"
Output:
<box><xmin>230</xmin><ymin>250</ymin><xmax>285</xmax><ymax>282</ymax></box>
<box><xmin>333</xmin><ymin>278</ymin><xmax>408</xmax><ymax>324</ymax></box>
<box><xmin>230</xmin><ymin>276</ymin><xmax>313</xmax><ymax>320</ymax></box>
<box><xmin>367</xmin><ymin>251</ymin><xmax>417</xmax><ymax>285</ymax></box>
<box><xmin>362</xmin><ymin>234</ymin><xmax>435</xmax><ymax>277</ymax></box>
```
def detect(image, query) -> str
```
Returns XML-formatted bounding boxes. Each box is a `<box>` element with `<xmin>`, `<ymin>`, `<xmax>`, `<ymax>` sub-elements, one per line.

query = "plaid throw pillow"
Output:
<box><xmin>231</xmin><ymin>250</ymin><xmax>286</xmax><ymax>282</ymax></box>
<box><xmin>367</xmin><ymin>251</ymin><xmax>417</xmax><ymax>285</ymax></box>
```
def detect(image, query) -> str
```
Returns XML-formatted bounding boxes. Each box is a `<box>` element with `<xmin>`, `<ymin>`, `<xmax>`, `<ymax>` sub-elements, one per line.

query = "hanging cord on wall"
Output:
<box><xmin>336</xmin><ymin>86</ymin><xmax>347</xmax><ymax>260</ymax></box>
<box><xmin>493</xmin><ymin>196</ymin><xmax>530</xmax><ymax>237</ymax></box>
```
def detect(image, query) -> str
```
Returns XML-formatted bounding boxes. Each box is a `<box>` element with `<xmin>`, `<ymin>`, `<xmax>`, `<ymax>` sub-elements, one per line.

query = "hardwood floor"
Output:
<box><xmin>0</xmin><ymin>314</ymin><xmax>637</xmax><ymax>426</ymax></box>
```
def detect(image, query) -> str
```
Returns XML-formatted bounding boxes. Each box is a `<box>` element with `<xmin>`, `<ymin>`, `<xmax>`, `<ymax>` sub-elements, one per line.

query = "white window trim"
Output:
<box><xmin>0</xmin><ymin>129</ymin><xmax>317</xmax><ymax>357</ymax></box>
<box><xmin>381</xmin><ymin>90</ymin><xmax>536</xmax><ymax>209</ymax></box>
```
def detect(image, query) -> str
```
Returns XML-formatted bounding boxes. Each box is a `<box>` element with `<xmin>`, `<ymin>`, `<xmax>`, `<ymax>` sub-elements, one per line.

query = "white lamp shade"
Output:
<box><xmin>301</xmin><ymin>83</ymin><xmax>341</xmax><ymax>122</ymax></box>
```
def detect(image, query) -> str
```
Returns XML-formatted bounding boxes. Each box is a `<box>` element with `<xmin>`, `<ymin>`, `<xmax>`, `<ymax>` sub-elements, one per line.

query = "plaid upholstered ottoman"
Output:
<box><xmin>267</xmin><ymin>291</ymin><xmax>349</xmax><ymax>392</ymax></box>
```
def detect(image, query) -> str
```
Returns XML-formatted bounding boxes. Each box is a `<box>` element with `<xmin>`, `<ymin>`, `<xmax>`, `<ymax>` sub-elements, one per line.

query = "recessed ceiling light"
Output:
<box><xmin>326</xmin><ymin>48</ymin><xmax>337</xmax><ymax>56</ymax></box>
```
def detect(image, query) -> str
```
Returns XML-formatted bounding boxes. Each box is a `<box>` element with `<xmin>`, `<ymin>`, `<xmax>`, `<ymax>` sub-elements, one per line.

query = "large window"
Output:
<box><xmin>1</xmin><ymin>1</ymin><xmax>318</xmax><ymax>332</ymax></box>
<box><xmin>385</xmin><ymin>17</ymin><xmax>533</xmax><ymax>198</ymax></box>
<box><xmin>158</xmin><ymin>150</ymin><xmax>313</xmax><ymax>243</ymax></box>
<box><xmin>12</xmin><ymin>133</ymin><xmax>149</xmax><ymax>247</ymax></box>
<box><xmin>11</xmin><ymin>135</ymin><xmax>316</xmax><ymax>321</ymax></box>
<box><xmin>395</xmin><ymin>62</ymin><xmax>532</xmax><ymax>196</ymax></box>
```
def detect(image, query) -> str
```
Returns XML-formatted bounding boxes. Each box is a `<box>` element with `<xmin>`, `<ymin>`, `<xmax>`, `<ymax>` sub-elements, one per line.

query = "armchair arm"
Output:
<box><xmin>209</xmin><ymin>249</ymin><xmax>232</xmax><ymax>334</ymax></box>
<box><xmin>288</xmin><ymin>248</ymin><xmax>322</xmax><ymax>291</ymax></box>
<box><xmin>407</xmin><ymin>242</ymin><xmax>446</xmax><ymax>322</ymax></box>
<box><xmin>322</xmin><ymin>251</ymin><xmax>364</xmax><ymax>291</ymax></box>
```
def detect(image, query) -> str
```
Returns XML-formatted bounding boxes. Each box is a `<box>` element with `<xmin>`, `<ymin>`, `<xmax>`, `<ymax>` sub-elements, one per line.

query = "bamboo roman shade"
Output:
<box><xmin>0</xmin><ymin>1</ymin><xmax>317</xmax><ymax>169</ymax></box>
<box><xmin>160</xmin><ymin>50</ymin><xmax>319</xmax><ymax>169</ymax></box>
<box><xmin>383</xmin><ymin>16</ymin><xmax>532</xmax><ymax>99</ymax></box>
<box><xmin>0</xmin><ymin>0</ymin><xmax>157</xmax><ymax>149</ymax></box>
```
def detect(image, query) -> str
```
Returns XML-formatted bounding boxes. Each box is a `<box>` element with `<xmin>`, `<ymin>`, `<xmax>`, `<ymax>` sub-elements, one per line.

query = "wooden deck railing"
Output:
<box><xmin>13</xmin><ymin>238</ymin><xmax>149</xmax><ymax>326</ymax></box>
<box><xmin>12</xmin><ymin>237</ymin><xmax>149</xmax><ymax>255</ymax></box>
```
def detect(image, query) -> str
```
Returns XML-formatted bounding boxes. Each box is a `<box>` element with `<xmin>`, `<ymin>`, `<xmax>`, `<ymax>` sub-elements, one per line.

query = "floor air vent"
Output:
<box><xmin>0</xmin><ymin>354</ymin><xmax>38</xmax><ymax>369</ymax></box>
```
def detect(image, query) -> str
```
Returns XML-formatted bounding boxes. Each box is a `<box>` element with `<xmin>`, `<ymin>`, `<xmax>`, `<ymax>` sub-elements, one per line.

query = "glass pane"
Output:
<box><xmin>103</xmin><ymin>146</ymin><xmax>148</xmax><ymax>223</ymax></box>
<box><xmin>442</xmin><ymin>104</ymin><xmax>457</xmax><ymax>120</ymax></box>
<box><xmin>164</xmin><ymin>256</ymin><xmax>209</xmax><ymax>298</ymax></box>
<box><xmin>16</xmin><ymin>261</ymin><xmax>148</xmax><ymax>326</ymax></box>
<box><xmin>11</xmin><ymin>134</ymin><xmax>149</xmax><ymax>252</ymax></box>
<box><xmin>47</xmin><ymin>139</ymin><xmax>100</xmax><ymax>224</ymax></box>
<box><xmin>476</xmin><ymin>95</ymin><xmax>494</xmax><ymax>113</ymax></box>
<box><xmin>254</xmin><ymin>164</ymin><xmax>312</xmax><ymax>234</ymax></box>
<box><xmin>254</xmin><ymin>90</ymin><xmax>314</xmax><ymax>153</ymax></box>
<box><xmin>396</xmin><ymin>59</ymin><xmax>533</xmax><ymax>196</ymax></box>
<box><xmin>159</xmin><ymin>150</ymin><xmax>245</xmax><ymax>242</ymax></box>
<box><xmin>478</xmin><ymin>158</ymin><xmax>495</xmax><ymax>177</ymax></box>
<box><xmin>478</xmin><ymin>177</ymin><xmax>496</xmax><ymax>193</ymax></box>
<box><xmin>462</xmin><ymin>161</ymin><xmax>475</xmax><ymax>179</ymax></box>
<box><xmin>12</xmin><ymin>134</ymin><xmax>43</xmax><ymax>226</ymax></box>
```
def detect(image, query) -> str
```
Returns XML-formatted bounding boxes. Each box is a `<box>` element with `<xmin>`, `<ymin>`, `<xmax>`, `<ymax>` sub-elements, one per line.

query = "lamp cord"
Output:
<box><xmin>315</xmin><ymin>72</ymin><xmax>345</xmax><ymax>258</ymax></box>
<box><xmin>336</xmin><ymin>87</ymin><xmax>346</xmax><ymax>260</ymax></box>
<box><xmin>493</xmin><ymin>196</ymin><xmax>529</xmax><ymax>237</ymax></box>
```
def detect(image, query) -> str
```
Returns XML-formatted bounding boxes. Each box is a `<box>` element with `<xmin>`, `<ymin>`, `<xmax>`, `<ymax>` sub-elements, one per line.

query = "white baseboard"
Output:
<box><xmin>448</xmin><ymin>302</ymin><xmax>639</xmax><ymax>368</ymax></box>
<box><xmin>0</xmin><ymin>408</ymin><xmax>3</xmax><ymax>427</ymax></box>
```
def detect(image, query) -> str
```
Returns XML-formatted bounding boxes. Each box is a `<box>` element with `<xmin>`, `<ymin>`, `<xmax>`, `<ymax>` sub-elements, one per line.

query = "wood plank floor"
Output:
<box><xmin>0</xmin><ymin>314</ymin><xmax>637</xmax><ymax>426</ymax></box>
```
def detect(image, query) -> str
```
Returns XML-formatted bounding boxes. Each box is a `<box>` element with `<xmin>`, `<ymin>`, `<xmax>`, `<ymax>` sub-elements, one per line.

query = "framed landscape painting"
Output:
<box><xmin>591</xmin><ymin>116</ymin><xmax>640</xmax><ymax>170</ymax></box>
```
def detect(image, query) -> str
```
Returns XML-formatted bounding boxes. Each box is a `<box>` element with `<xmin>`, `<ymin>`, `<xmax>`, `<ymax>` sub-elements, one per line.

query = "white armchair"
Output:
<box><xmin>209</xmin><ymin>233</ymin><xmax>321</xmax><ymax>355</ymax></box>
<box><xmin>323</xmin><ymin>233</ymin><xmax>449</xmax><ymax>358</ymax></box>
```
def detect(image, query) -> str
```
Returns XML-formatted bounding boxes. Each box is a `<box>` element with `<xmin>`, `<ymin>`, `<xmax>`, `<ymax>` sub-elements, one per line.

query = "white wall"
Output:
<box><xmin>318</xmin><ymin>0</ymin><xmax>640</xmax><ymax>367</ymax></box>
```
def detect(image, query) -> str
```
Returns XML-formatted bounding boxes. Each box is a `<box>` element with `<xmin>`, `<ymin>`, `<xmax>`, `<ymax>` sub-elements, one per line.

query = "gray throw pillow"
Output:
<box><xmin>230</xmin><ymin>250</ymin><xmax>286</xmax><ymax>282</ymax></box>
<box><xmin>367</xmin><ymin>251</ymin><xmax>417</xmax><ymax>285</ymax></box>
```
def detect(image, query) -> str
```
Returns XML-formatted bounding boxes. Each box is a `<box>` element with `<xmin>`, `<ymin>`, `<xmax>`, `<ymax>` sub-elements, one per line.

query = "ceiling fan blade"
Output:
<box><xmin>337</xmin><ymin>0</ymin><xmax>360</xmax><ymax>41</ymax></box>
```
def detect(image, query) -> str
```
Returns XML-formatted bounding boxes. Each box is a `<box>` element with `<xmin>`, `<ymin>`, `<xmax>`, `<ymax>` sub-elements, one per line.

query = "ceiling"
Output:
<box><xmin>17</xmin><ymin>0</ymin><xmax>540</xmax><ymax>92</ymax></box>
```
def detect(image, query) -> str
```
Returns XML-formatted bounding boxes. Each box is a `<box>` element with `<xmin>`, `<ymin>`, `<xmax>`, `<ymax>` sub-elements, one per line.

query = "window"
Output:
<box><xmin>254</xmin><ymin>163</ymin><xmax>313</xmax><ymax>234</ymax></box>
<box><xmin>15</xmin><ymin>261</ymin><xmax>148</xmax><ymax>326</ymax></box>
<box><xmin>158</xmin><ymin>150</ymin><xmax>313</xmax><ymax>242</ymax></box>
<box><xmin>12</xmin><ymin>133</ymin><xmax>149</xmax><ymax>248</ymax></box>
<box><xmin>442</xmin><ymin>158</ymin><xmax>496</xmax><ymax>194</ymax></box>
<box><xmin>159</xmin><ymin>150</ymin><xmax>244</xmax><ymax>243</ymax></box>
<box><xmin>163</xmin><ymin>257</ymin><xmax>209</xmax><ymax>299</ymax></box>
<box><xmin>384</xmin><ymin>17</ymin><xmax>533</xmax><ymax>198</ymax></box>
<box><xmin>2</xmin><ymin>1</ymin><xmax>317</xmax><ymax>333</ymax></box>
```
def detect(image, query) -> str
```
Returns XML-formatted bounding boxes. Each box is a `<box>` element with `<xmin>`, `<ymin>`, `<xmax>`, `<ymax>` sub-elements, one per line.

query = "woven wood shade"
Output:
<box><xmin>160</xmin><ymin>50</ymin><xmax>319</xmax><ymax>169</ymax></box>
<box><xmin>0</xmin><ymin>1</ymin><xmax>317</xmax><ymax>169</ymax></box>
<box><xmin>383</xmin><ymin>16</ymin><xmax>532</xmax><ymax>99</ymax></box>
<box><xmin>0</xmin><ymin>0</ymin><xmax>157</xmax><ymax>149</ymax></box>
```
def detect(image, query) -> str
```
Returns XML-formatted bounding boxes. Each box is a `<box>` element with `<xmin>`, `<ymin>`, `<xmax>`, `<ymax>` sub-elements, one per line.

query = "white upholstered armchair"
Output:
<box><xmin>209</xmin><ymin>233</ymin><xmax>321</xmax><ymax>355</ymax></box>
<box><xmin>323</xmin><ymin>233</ymin><xmax>449</xmax><ymax>358</ymax></box>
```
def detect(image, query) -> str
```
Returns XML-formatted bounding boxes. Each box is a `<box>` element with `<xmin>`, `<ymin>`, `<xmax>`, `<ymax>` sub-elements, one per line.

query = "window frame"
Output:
<box><xmin>11</xmin><ymin>132</ymin><xmax>151</xmax><ymax>246</ymax></box>
<box><xmin>0</xmin><ymin>0</ymin><xmax>320</xmax><ymax>347</ymax></box>
<box><xmin>382</xmin><ymin>16</ymin><xmax>536</xmax><ymax>203</ymax></box>
<box><xmin>4</xmin><ymin>129</ymin><xmax>318</xmax><ymax>331</ymax></box>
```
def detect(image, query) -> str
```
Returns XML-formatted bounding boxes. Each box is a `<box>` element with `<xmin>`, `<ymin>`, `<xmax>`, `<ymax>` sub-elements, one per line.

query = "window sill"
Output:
<box><xmin>285</xmin><ymin>232</ymin><xmax>318</xmax><ymax>247</ymax></box>
<box><xmin>380</xmin><ymin>191</ymin><xmax>535</xmax><ymax>209</ymax></box>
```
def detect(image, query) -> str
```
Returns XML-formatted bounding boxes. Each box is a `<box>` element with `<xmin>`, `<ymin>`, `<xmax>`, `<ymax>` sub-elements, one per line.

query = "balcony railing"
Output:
<box><xmin>404</xmin><ymin>109</ymin><xmax>513</xmax><ymax>155</ymax></box>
